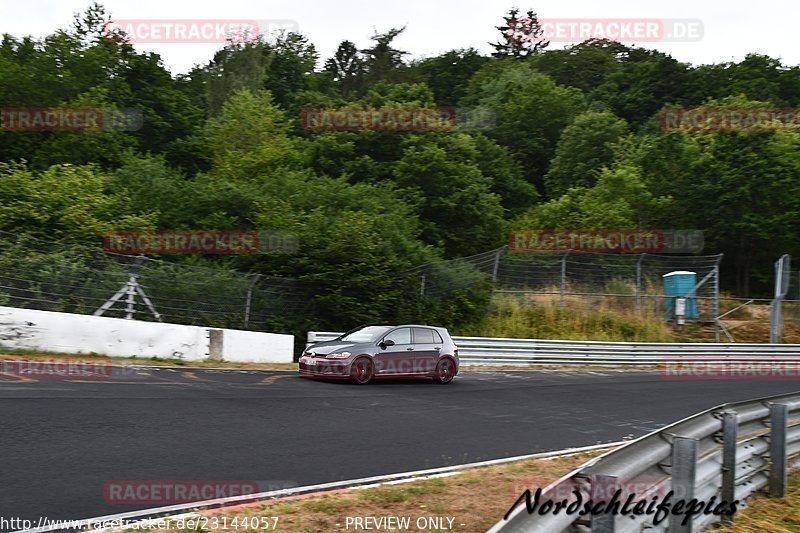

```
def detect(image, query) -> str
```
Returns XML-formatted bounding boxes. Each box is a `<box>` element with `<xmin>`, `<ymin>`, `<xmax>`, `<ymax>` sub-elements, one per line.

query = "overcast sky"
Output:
<box><xmin>1</xmin><ymin>0</ymin><xmax>797</xmax><ymax>74</ymax></box>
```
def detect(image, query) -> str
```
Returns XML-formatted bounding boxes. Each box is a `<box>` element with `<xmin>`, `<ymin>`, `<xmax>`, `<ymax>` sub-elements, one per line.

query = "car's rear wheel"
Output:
<box><xmin>350</xmin><ymin>357</ymin><xmax>374</xmax><ymax>385</ymax></box>
<box><xmin>433</xmin><ymin>358</ymin><xmax>455</xmax><ymax>384</ymax></box>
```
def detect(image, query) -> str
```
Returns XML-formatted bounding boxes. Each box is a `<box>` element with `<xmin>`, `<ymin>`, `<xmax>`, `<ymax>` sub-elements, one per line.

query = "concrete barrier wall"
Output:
<box><xmin>221</xmin><ymin>328</ymin><xmax>295</xmax><ymax>363</ymax></box>
<box><xmin>0</xmin><ymin>306</ymin><xmax>293</xmax><ymax>363</ymax></box>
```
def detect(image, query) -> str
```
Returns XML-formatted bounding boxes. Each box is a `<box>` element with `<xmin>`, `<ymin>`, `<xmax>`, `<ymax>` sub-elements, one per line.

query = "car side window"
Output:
<box><xmin>412</xmin><ymin>327</ymin><xmax>436</xmax><ymax>344</ymax></box>
<box><xmin>384</xmin><ymin>328</ymin><xmax>411</xmax><ymax>345</ymax></box>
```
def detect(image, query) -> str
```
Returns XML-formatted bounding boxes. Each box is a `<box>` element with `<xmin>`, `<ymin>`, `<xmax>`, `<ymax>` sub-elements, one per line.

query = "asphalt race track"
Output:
<box><xmin>2</xmin><ymin>366</ymin><xmax>799</xmax><ymax>527</ymax></box>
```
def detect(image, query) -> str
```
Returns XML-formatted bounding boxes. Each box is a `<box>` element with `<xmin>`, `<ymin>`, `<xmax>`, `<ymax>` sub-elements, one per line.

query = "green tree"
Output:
<box><xmin>361</xmin><ymin>27</ymin><xmax>409</xmax><ymax>84</ymax></box>
<box><xmin>411</xmin><ymin>49</ymin><xmax>489</xmax><ymax>106</ymax></box>
<box><xmin>528</xmin><ymin>39</ymin><xmax>624</xmax><ymax>94</ymax></box>
<box><xmin>632</xmin><ymin>96</ymin><xmax>800</xmax><ymax>295</ymax></box>
<box><xmin>204</xmin><ymin>89</ymin><xmax>308</xmax><ymax>181</ymax></box>
<box><xmin>591</xmin><ymin>47</ymin><xmax>691</xmax><ymax>127</ymax></box>
<box><xmin>204</xmin><ymin>40</ymin><xmax>271</xmax><ymax>116</ymax></box>
<box><xmin>324</xmin><ymin>40</ymin><xmax>366</xmax><ymax>97</ymax></box>
<box><xmin>0</xmin><ymin>4</ymin><xmax>204</xmax><ymax>169</ymax></box>
<box><xmin>490</xmin><ymin>8</ymin><xmax>549</xmax><ymax>58</ymax></box>
<box><xmin>514</xmin><ymin>159</ymin><xmax>671</xmax><ymax>230</ymax></box>
<box><xmin>0</xmin><ymin>162</ymin><xmax>155</xmax><ymax>244</ymax></box>
<box><xmin>471</xmin><ymin>133</ymin><xmax>538</xmax><ymax>213</ymax></box>
<box><xmin>545</xmin><ymin>111</ymin><xmax>629</xmax><ymax>197</ymax></box>
<box><xmin>393</xmin><ymin>133</ymin><xmax>506</xmax><ymax>256</ymax></box>
<box><xmin>462</xmin><ymin>62</ymin><xmax>585</xmax><ymax>191</ymax></box>
<box><xmin>264</xmin><ymin>32</ymin><xmax>319</xmax><ymax>108</ymax></box>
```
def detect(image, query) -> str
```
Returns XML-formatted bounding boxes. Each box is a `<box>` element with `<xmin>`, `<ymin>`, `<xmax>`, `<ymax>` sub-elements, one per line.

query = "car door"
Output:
<box><xmin>411</xmin><ymin>327</ymin><xmax>441</xmax><ymax>374</ymax></box>
<box><xmin>375</xmin><ymin>327</ymin><xmax>413</xmax><ymax>375</ymax></box>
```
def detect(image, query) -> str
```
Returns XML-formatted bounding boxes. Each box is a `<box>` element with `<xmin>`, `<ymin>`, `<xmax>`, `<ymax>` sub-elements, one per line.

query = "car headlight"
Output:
<box><xmin>327</xmin><ymin>352</ymin><xmax>351</xmax><ymax>359</ymax></box>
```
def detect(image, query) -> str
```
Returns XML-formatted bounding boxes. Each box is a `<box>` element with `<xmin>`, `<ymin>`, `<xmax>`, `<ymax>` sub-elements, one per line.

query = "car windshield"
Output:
<box><xmin>338</xmin><ymin>326</ymin><xmax>392</xmax><ymax>343</ymax></box>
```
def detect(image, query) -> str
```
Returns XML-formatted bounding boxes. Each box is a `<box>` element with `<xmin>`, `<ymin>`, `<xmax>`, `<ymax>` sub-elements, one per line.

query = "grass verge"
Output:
<box><xmin>459</xmin><ymin>293</ymin><xmax>676</xmax><ymax>343</ymax></box>
<box><xmin>124</xmin><ymin>461</ymin><xmax>799</xmax><ymax>533</ymax></box>
<box><xmin>140</xmin><ymin>449</ymin><xmax>611</xmax><ymax>533</ymax></box>
<box><xmin>715</xmin><ymin>473</ymin><xmax>800</xmax><ymax>532</ymax></box>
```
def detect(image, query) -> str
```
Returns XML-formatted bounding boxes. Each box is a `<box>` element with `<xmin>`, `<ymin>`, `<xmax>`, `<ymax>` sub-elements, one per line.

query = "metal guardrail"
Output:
<box><xmin>306</xmin><ymin>332</ymin><xmax>800</xmax><ymax>366</ymax></box>
<box><xmin>489</xmin><ymin>390</ymin><xmax>800</xmax><ymax>532</ymax></box>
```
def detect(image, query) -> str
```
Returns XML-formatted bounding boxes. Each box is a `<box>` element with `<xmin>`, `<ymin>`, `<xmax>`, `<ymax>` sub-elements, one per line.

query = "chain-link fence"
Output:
<box><xmin>0</xmin><ymin>232</ymin><xmax>726</xmax><ymax>338</ymax></box>
<box><xmin>498</xmin><ymin>250</ymin><xmax>722</xmax><ymax>319</ymax></box>
<box><xmin>0</xmin><ymin>231</ymin><xmax>316</xmax><ymax>331</ymax></box>
<box><xmin>407</xmin><ymin>247</ymin><xmax>723</xmax><ymax>321</ymax></box>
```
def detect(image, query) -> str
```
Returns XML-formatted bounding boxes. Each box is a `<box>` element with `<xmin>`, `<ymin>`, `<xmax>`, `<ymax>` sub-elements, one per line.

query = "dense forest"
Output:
<box><xmin>2</xmin><ymin>2</ymin><xmax>800</xmax><ymax>323</ymax></box>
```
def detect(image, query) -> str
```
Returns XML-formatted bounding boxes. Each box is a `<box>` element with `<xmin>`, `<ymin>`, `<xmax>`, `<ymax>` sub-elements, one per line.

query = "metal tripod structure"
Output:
<box><xmin>93</xmin><ymin>255</ymin><xmax>162</xmax><ymax>321</ymax></box>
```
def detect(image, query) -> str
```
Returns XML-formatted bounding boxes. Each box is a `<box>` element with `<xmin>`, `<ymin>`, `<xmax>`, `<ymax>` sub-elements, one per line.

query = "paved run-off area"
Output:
<box><xmin>1</xmin><ymin>366</ymin><xmax>798</xmax><ymax>528</ymax></box>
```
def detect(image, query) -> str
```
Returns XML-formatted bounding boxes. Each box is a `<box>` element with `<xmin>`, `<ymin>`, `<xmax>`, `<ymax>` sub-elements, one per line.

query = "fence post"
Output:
<box><xmin>560</xmin><ymin>252</ymin><xmax>568</xmax><ymax>308</ymax></box>
<box><xmin>492</xmin><ymin>246</ymin><xmax>505</xmax><ymax>283</ymax></box>
<box><xmin>243</xmin><ymin>274</ymin><xmax>260</xmax><ymax>329</ymax></box>
<box><xmin>670</xmin><ymin>437</ymin><xmax>698</xmax><ymax>533</ymax></box>
<box><xmin>770</xmin><ymin>255</ymin><xmax>790</xmax><ymax>344</ymax></box>
<box><xmin>590</xmin><ymin>475</ymin><xmax>617</xmax><ymax>533</ymax></box>
<box><xmin>769</xmin><ymin>403</ymin><xmax>788</xmax><ymax>497</ymax></box>
<box><xmin>721</xmin><ymin>411</ymin><xmax>738</xmax><ymax>526</ymax></box>
<box><xmin>636</xmin><ymin>254</ymin><xmax>645</xmax><ymax>313</ymax></box>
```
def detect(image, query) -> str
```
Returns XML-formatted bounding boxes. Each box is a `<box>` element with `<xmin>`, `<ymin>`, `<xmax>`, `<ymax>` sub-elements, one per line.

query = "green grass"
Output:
<box><xmin>358</xmin><ymin>479</ymin><xmax>446</xmax><ymax>504</ymax></box>
<box><xmin>458</xmin><ymin>293</ymin><xmax>675</xmax><ymax>342</ymax></box>
<box><xmin>716</xmin><ymin>473</ymin><xmax>800</xmax><ymax>531</ymax></box>
<box><xmin>301</xmin><ymin>496</ymin><xmax>348</xmax><ymax>515</ymax></box>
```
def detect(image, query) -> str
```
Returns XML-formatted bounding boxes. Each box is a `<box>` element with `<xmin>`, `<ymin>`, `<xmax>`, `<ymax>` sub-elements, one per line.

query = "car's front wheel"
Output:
<box><xmin>350</xmin><ymin>357</ymin><xmax>374</xmax><ymax>385</ymax></box>
<box><xmin>433</xmin><ymin>357</ymin><xmax>455</xmax><ymax>384</ymax></box>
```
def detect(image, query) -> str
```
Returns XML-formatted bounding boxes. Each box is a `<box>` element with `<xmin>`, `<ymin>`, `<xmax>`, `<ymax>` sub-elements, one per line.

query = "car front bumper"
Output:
<box><xmin>298</xmin><ymin>357</ymin><xmax>351</xmax><ymax>378</ymax></box>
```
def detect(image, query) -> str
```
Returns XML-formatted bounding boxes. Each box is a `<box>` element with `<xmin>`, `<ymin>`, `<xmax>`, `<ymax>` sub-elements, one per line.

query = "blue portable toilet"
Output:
<box><xmin>663</xmin><ymin>271</ymin><xmax>699</xmax><ymax>320</ymax></box>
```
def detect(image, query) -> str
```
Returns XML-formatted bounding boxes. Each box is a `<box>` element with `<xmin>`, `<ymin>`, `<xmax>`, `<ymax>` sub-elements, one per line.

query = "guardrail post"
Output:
<box><xmin>714</xmin><ymin>258</ymin><xmax>722</xmax><ymax>342</ymax></box>
<box><xmin>670</xmin><ymin>437</ymin><xmax>698</xmax><ymax>533</ymax></box>
<box><xmin>769</xmin><ymin>403</ymin><xmax>789</xmax><ymax>497</ymax></box>
<box><xmin>590</xmin><ymin>475</ymin><xmax>616</xmax><ymax>533</ymax></box>
<box><xmin>721</xmin><ymin>412</ymin><xmax>738</xmax><ymax>526</ymax></box>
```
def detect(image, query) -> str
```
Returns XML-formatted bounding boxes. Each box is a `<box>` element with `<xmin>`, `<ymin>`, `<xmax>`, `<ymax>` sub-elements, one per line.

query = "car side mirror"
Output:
<box><xmin>379</xmin><ymin>339</ymin><xmax>395</xmax><ymax>349</ymax></box>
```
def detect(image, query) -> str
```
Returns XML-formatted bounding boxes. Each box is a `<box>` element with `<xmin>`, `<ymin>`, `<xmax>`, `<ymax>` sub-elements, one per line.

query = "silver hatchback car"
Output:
<box><xmin>299</xmin><ymin>324</ymin><xmax>459</xmax><ymax>384</ymax></box>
